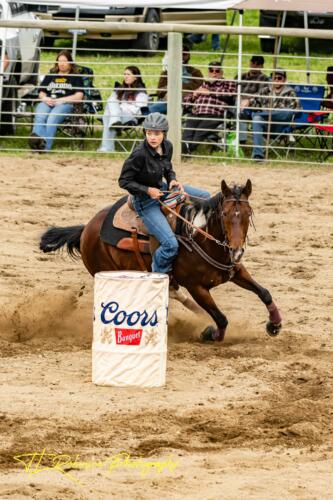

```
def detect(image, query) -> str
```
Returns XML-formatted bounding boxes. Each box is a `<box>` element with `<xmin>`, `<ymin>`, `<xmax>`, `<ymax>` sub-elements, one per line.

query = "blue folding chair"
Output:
<box><xmin>290</xmin><ymin>84</ymin><xmax>326</xmax><ymax>149</ymax></box>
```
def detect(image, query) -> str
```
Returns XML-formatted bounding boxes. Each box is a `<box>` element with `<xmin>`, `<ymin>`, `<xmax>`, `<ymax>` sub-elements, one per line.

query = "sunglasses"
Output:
<box><xmin>209</xmin><ymin>68</ymin><xmax>221</xmax><ymax>73</ymax></box>
<box><xmin>273</xmin><ymin>75</ymin><xmax>284</xmax><ymax>81</ymax></box>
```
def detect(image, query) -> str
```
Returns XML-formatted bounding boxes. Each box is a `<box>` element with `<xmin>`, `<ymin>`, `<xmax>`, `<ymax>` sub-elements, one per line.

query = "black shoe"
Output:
<box><xmin>110</xmin><ymin>121</ymin><xmax>122</xmax><ymax>128</ymax></box>
<box><xmin>253</xmin><ymin>155</ymin><xmax>264</xmax><ymax>162</ymax></box>
<box><xmin>29</xmin><ymin>133</ymin><xmax>45</xmax><ymax>150</ymax></box>
<box><xmin>182</xmin><ymin>142</ymin><xmax>191</xmax><ymax>155</ymax></box>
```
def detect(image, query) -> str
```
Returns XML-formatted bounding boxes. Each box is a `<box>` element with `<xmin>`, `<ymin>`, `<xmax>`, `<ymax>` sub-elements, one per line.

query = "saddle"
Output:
<box><xmin>100</xmin><ymin>192</ymin><xmax>186</xmax><ymax>270</ymax></box>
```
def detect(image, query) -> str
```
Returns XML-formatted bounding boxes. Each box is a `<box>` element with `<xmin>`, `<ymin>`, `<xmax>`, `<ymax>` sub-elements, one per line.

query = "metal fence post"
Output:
<box><xmin>167</xmin><ymin>32</ymin><xmax>182</xmax><ymax>167</ymax></box>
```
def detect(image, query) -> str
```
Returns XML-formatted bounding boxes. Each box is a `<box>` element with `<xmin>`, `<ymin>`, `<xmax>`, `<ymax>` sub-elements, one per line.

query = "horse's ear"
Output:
<box><xmin>243</xmin><ymin>179</ymin><xmax>252</xmax><ymax>198</ymax></box>
<box><xmin>221</xmin><ymin>180</ymin><xmax>232</xmax><ymax>197</ymax></box>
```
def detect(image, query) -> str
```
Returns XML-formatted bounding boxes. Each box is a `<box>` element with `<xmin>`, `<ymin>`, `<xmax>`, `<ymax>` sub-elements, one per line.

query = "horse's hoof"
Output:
<box><xmin>200</xmin><ymin>326</ymin><xmax>216</xmax><ymax>342</ymax></box>
<box><xmin>266</xmin><ymin>321</ymin><xmax>282</xmax><ymax>337</ymax></box>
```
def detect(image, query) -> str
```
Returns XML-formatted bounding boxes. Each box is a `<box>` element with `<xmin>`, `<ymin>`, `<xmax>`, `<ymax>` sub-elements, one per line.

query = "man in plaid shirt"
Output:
<box><xmin>182</xmin><ymin>61</ymin><xmax>236</xmax><ymax>154</ymax></box>
<box><xmin>240</xmin><ymin>68</ymin><xmax>299</xmax><ymax>160</ymax></box>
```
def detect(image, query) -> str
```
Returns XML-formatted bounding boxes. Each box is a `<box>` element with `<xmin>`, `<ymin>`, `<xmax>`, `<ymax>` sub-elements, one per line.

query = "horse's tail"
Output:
<box><xmin>39</xmin><ymin>225</ymin><xmax>85</xmax><ymax>259</ymax></box>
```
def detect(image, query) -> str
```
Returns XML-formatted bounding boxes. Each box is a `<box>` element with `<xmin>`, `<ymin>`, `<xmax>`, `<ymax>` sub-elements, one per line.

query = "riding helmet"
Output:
<box><xmin>143</xmin><ymin>112</ymin><xmax>169</xmax><ymax>132</ymax></box>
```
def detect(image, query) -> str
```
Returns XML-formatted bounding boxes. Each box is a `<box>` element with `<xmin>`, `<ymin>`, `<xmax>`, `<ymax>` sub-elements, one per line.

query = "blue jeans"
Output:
<box><xmin>252</xmin><ymin>110</ymin><xmax>294</xmax><ymax>158</ymax></box>
<box><xmin>32</xmin><ymin>101</ymin><xmax>74</xmax><ymax>151</ymax></box>
<box><xmin>148</xmin><ymin>102</ymin><xmax>167</xmax><ymax>115</ymax></box>
<box><xmin>133</xmin><ymin>183</ymin><xmax>210</xmax><ymax>273</ymax></box>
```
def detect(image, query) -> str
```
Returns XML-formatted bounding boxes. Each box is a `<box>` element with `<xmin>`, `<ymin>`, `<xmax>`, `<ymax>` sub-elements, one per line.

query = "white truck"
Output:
<box><xmin>0</xmin><ymin>1</ymin><xmax>42</xmax><ymax>133</ymax></box>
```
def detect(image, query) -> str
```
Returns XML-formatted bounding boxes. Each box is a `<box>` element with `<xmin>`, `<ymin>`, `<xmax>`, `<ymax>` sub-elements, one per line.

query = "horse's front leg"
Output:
<box><xmin>186</xmin><ymin>285</ymin><xmax>228</xmax><ymax>342</ymax></box>
<box><xmin>230</xmin><ymin>264</ymin><xmax>282</xmax><ymax>336</ymax></box>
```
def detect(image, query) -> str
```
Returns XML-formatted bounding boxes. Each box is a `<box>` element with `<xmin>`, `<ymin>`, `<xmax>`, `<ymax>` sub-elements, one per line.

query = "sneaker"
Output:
<box><xmin>97</xmin><ymin>147</ymin><xmax>113</xmax><ymax>153</ymax></box>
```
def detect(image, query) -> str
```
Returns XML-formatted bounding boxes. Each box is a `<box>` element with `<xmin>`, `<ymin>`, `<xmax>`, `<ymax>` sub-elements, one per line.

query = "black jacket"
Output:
<box><xmin>118</xmin><ymin>139</ymin><xmax>176</xmax><ymax>198</ymax></box>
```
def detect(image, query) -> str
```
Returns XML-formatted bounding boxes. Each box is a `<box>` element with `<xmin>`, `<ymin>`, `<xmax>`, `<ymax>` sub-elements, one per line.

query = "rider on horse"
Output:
<box><xmin>118</xmin><ymin>112</ymin><xmax>210</xmax><ymax>274</ymax></box>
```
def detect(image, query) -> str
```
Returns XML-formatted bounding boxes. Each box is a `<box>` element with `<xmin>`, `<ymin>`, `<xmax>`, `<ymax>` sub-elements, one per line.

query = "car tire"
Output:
<box><xmin>136</xmin><ymin>9</ymin><xmax>160</xmax><ymax>54</ymax></box>
<box><xmin>0</xmin><ymin>78</ymin><xmax>18</xmax><ymax>135</ymax></box>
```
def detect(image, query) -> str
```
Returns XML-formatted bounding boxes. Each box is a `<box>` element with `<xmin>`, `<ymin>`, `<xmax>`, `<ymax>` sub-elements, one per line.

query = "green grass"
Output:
<box><xmin>3</xmin><ymin>10</ymin><xmax>332</xmax><ymax>161</ymax></box>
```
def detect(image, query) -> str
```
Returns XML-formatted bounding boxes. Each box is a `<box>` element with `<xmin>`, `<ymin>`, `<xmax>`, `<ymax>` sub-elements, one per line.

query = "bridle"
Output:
<box><xmin>159</xmin><ymin>192</ymin><xmax>253</xmax><ymax>273</ymax></box>
<box><xmin>216</xmin><ymin>196</ymin><xmax>253</xmax><ymax>249</ymax></box>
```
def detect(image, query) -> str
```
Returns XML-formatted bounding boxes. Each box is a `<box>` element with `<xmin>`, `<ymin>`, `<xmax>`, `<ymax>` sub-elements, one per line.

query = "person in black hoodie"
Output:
<box><xmin>118</xmin><ymin>112</ymin><xmax>210</xmax><ymax>274</ymax></box>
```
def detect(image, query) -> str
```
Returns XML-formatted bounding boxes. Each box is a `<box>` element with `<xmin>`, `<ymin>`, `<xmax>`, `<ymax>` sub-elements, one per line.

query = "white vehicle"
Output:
<box><xmin>0</xmin><ymin>1</ymin><xmax>42</xmax><ymax>133</ymax></box>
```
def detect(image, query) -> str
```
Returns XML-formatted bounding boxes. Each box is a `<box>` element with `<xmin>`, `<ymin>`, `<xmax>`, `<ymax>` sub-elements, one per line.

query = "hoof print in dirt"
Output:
<box><xmin>266</xmin><ymin>321</ymin><xmax>282</xmax><ymax>337</ymax></box>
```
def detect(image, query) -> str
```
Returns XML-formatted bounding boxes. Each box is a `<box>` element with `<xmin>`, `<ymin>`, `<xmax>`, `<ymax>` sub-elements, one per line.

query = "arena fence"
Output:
<box><xmin>0</xmin><ymin>17</ymin><xmax>332</xmax><ymax>165</ymax></box>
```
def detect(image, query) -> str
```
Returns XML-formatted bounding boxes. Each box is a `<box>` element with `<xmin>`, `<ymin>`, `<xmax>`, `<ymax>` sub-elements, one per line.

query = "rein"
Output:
<box><xmin>158</xmin><ymin>198</ymin><xmax>228</xmax><ymax>247</ymax></box>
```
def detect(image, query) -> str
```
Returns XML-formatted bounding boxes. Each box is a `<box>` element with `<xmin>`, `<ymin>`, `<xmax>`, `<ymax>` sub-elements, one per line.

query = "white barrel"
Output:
<box><xmin>92</xmin><ymin>271</ymin><xmax>169</xmax><ymax>388</ymax></box>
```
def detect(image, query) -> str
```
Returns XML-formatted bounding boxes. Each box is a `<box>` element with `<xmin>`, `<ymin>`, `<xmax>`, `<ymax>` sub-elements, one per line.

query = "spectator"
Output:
<box><xmin>98</xmin><ymin>66</ymin><xmax>148</xmax><ymax>153</ymax></box>
<box><xmin>182</xmin><ymin>61</ymin><xmax>236</xmax><ymax>154</ymax></box>
<box><xmin>149</xmin><ymin>45</ymin><xmax>203</xmax><ymax>115</ymax></box>
<box><xmin>238</xmin><ymin>55</ymin><xmax>269</xmax><ymax>106</ymax></box>
<box><xmin>28</xmin><ymin>50</ymin><xmax>84</xmax><ymax>152</ymax></box>
<box><xmin>242</xmin><ymin>69</ymin><xmax>299</xmax><ymax>161</ymax></box>
<box><xmin>238</xmin><ymin>55</ymin><xmax>269</xmax><ymax>144</ymax></box>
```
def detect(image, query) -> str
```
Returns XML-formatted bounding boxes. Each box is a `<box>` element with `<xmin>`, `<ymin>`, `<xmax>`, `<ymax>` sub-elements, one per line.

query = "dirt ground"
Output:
<box><xmin>0</xmin><ymin>155</ymin><xmax>332</xmax><ymax>500</ymax></box>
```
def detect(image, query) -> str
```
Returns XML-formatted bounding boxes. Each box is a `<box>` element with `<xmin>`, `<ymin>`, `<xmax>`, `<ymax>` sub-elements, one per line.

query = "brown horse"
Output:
<box><xmin>39</xmin><ymin>179</ymin><xmax>282</xmax><ymax>341</ymax></box>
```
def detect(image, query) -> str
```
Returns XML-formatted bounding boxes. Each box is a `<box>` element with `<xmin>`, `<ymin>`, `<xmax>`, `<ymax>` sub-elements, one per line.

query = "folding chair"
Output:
<box><xmin>289</xmin><ymin>84</ymin><xmax>326</xmax><ymax>150</ymax></box>
<box><xmin>269</xmin><ymin>84</ymin><xmax>326</xmax><ymax>159</ymax></box>
<box><xmin>115</xmin><ymin>115</ymin><xmax>146</xmax><ymax>153</ymax></box>
<box><xmin>313</xmin><ymin>123</ymin><xmax>333</xmax><ymax>161</ymax></box>
<box><xmin>61</xmin><ymin>65</ymin><xmax>103</xmax><ymax>148</ymax></box>
<box><xmin>321</xmin><ymin>66</ymin><xmax>333</xmax><ymax>111</ymax></box>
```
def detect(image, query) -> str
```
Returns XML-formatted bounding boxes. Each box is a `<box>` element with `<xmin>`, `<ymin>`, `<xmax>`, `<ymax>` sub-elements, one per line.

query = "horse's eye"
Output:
<box><xmin>222</xmin><ymin>211</ymin><xmax>227</xmax><ymax>217</ymax></box>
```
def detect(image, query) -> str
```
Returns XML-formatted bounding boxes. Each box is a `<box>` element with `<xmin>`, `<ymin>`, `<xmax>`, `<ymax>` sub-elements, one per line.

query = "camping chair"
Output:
<box><xmin>313</xmin><ymin>122</ymin><xmax>333</xmax><ymax>161</ymax></box>
<box><xmin>204</xmin><ymin>108</ymin><xmax>236</xmax><ymax>153</ymax></box>
<box><xmin>60</xmin><ymin>65</ymin><xmax>103</xmax><ymax>148</ymax></box>
<box><xmin>301</xmin><ymin>69</ymin><xmax>333</xmax><ymax>161</ymax></box>
<box><xmin>321</xmin><ymin>66</ymin><xmax>333</xmax><ymax>111</ymax></box>
<box><xmin>288</xmin><ymin>84</ymin><xmax>326</xmax><ymax>151</ymax></box>
<box><xmin>268</xmin><ymin>84</ymin><xmax>326</xmax><ymax>159</ymax></box>
<box><xmin>114</xmin><ymin>110</ymin><xmax>147</xmax><ymax>153</ymax></box>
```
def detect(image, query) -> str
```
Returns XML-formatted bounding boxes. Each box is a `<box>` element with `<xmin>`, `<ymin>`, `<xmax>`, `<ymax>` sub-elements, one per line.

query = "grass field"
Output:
<box><xmin>3</xmin><ymin>10</ymin><xmax>332</xmax><ymax>161</ymax></box>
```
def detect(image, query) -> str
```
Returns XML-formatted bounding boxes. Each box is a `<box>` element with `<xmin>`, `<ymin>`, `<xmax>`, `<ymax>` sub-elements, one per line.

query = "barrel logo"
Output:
<box><xmin>115</xmin><ymin>328</ymin><xmax>143</xmax><ymax>346</ymax></box>
<box><xmin>100</xmin><ymin>301</ymin><xmax>158</xmax><ymax>327</ymax></box>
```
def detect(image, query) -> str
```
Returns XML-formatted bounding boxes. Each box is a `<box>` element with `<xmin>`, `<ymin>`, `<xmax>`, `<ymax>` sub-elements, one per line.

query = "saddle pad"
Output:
<box><xmin>100</xmin><ymin>196</ymin><xmax>149</xmax><ymax>247</ymax></box>
<box><xmin>113</xmin><ymin>198</ymin><xmax>148</xmax><ymax>236</ymax></box>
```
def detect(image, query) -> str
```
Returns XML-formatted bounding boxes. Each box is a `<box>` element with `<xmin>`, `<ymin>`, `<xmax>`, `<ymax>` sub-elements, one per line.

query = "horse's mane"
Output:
<box><xmin>193</xmin><ymin>192</ymin><xmax>221</xmax><ymax>216</ymax></box>
<box><xmin>192</xmin><ymin>184</ymin><xmax>245</xmax><ymax>216</ymax></box>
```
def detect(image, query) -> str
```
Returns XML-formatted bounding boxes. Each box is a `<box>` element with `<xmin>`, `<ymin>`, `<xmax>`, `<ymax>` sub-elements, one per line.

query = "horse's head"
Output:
<box><xmin>220</xmin><ymin>179</ymin><xmax>253</xmax><ymax>264</ymax></box>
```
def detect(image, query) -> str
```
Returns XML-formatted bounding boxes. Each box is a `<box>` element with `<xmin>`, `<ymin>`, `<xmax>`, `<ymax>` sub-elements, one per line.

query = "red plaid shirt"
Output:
<box><xmin>183</xmin><ymin>79</ymin><xmax>236</xmax><ymax>116</ymax></box>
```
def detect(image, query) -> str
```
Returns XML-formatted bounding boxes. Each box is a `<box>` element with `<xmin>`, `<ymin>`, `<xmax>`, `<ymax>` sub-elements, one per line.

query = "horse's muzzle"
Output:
<box><xmin>230</xmin><ymin>247</ymin><xmax>244</xmax><ymax>263</ymax></box>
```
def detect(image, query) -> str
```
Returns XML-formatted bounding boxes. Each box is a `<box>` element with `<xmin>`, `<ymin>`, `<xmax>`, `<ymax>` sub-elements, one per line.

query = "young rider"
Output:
<box><xmin>118</xmin><ymin>112</ymin><xmax>210</xmax><ymax>274</ymax></box>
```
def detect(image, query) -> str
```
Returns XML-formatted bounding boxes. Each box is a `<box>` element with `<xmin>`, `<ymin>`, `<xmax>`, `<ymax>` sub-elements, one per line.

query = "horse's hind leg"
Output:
<box><xmin>169</xmin><ymin>286</ymin><xmax>204</xmax><ymax>314</ymax></box>
<box><xmin>186</xmin><ymin>285</ymin><xmax>228</xmax><ymax>341</ymax></box>
<box><xmin>230</xmin><ymin>264</ymin><xmax>282</xmax><ymax>336</ymax></box>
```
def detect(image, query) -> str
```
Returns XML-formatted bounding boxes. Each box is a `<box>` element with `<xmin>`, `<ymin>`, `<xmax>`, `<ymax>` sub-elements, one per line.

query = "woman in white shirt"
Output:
<box><xmin>98</xmin><ymin>66</ymin><xmax>148</xmax><ymax>152</ymax></box>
